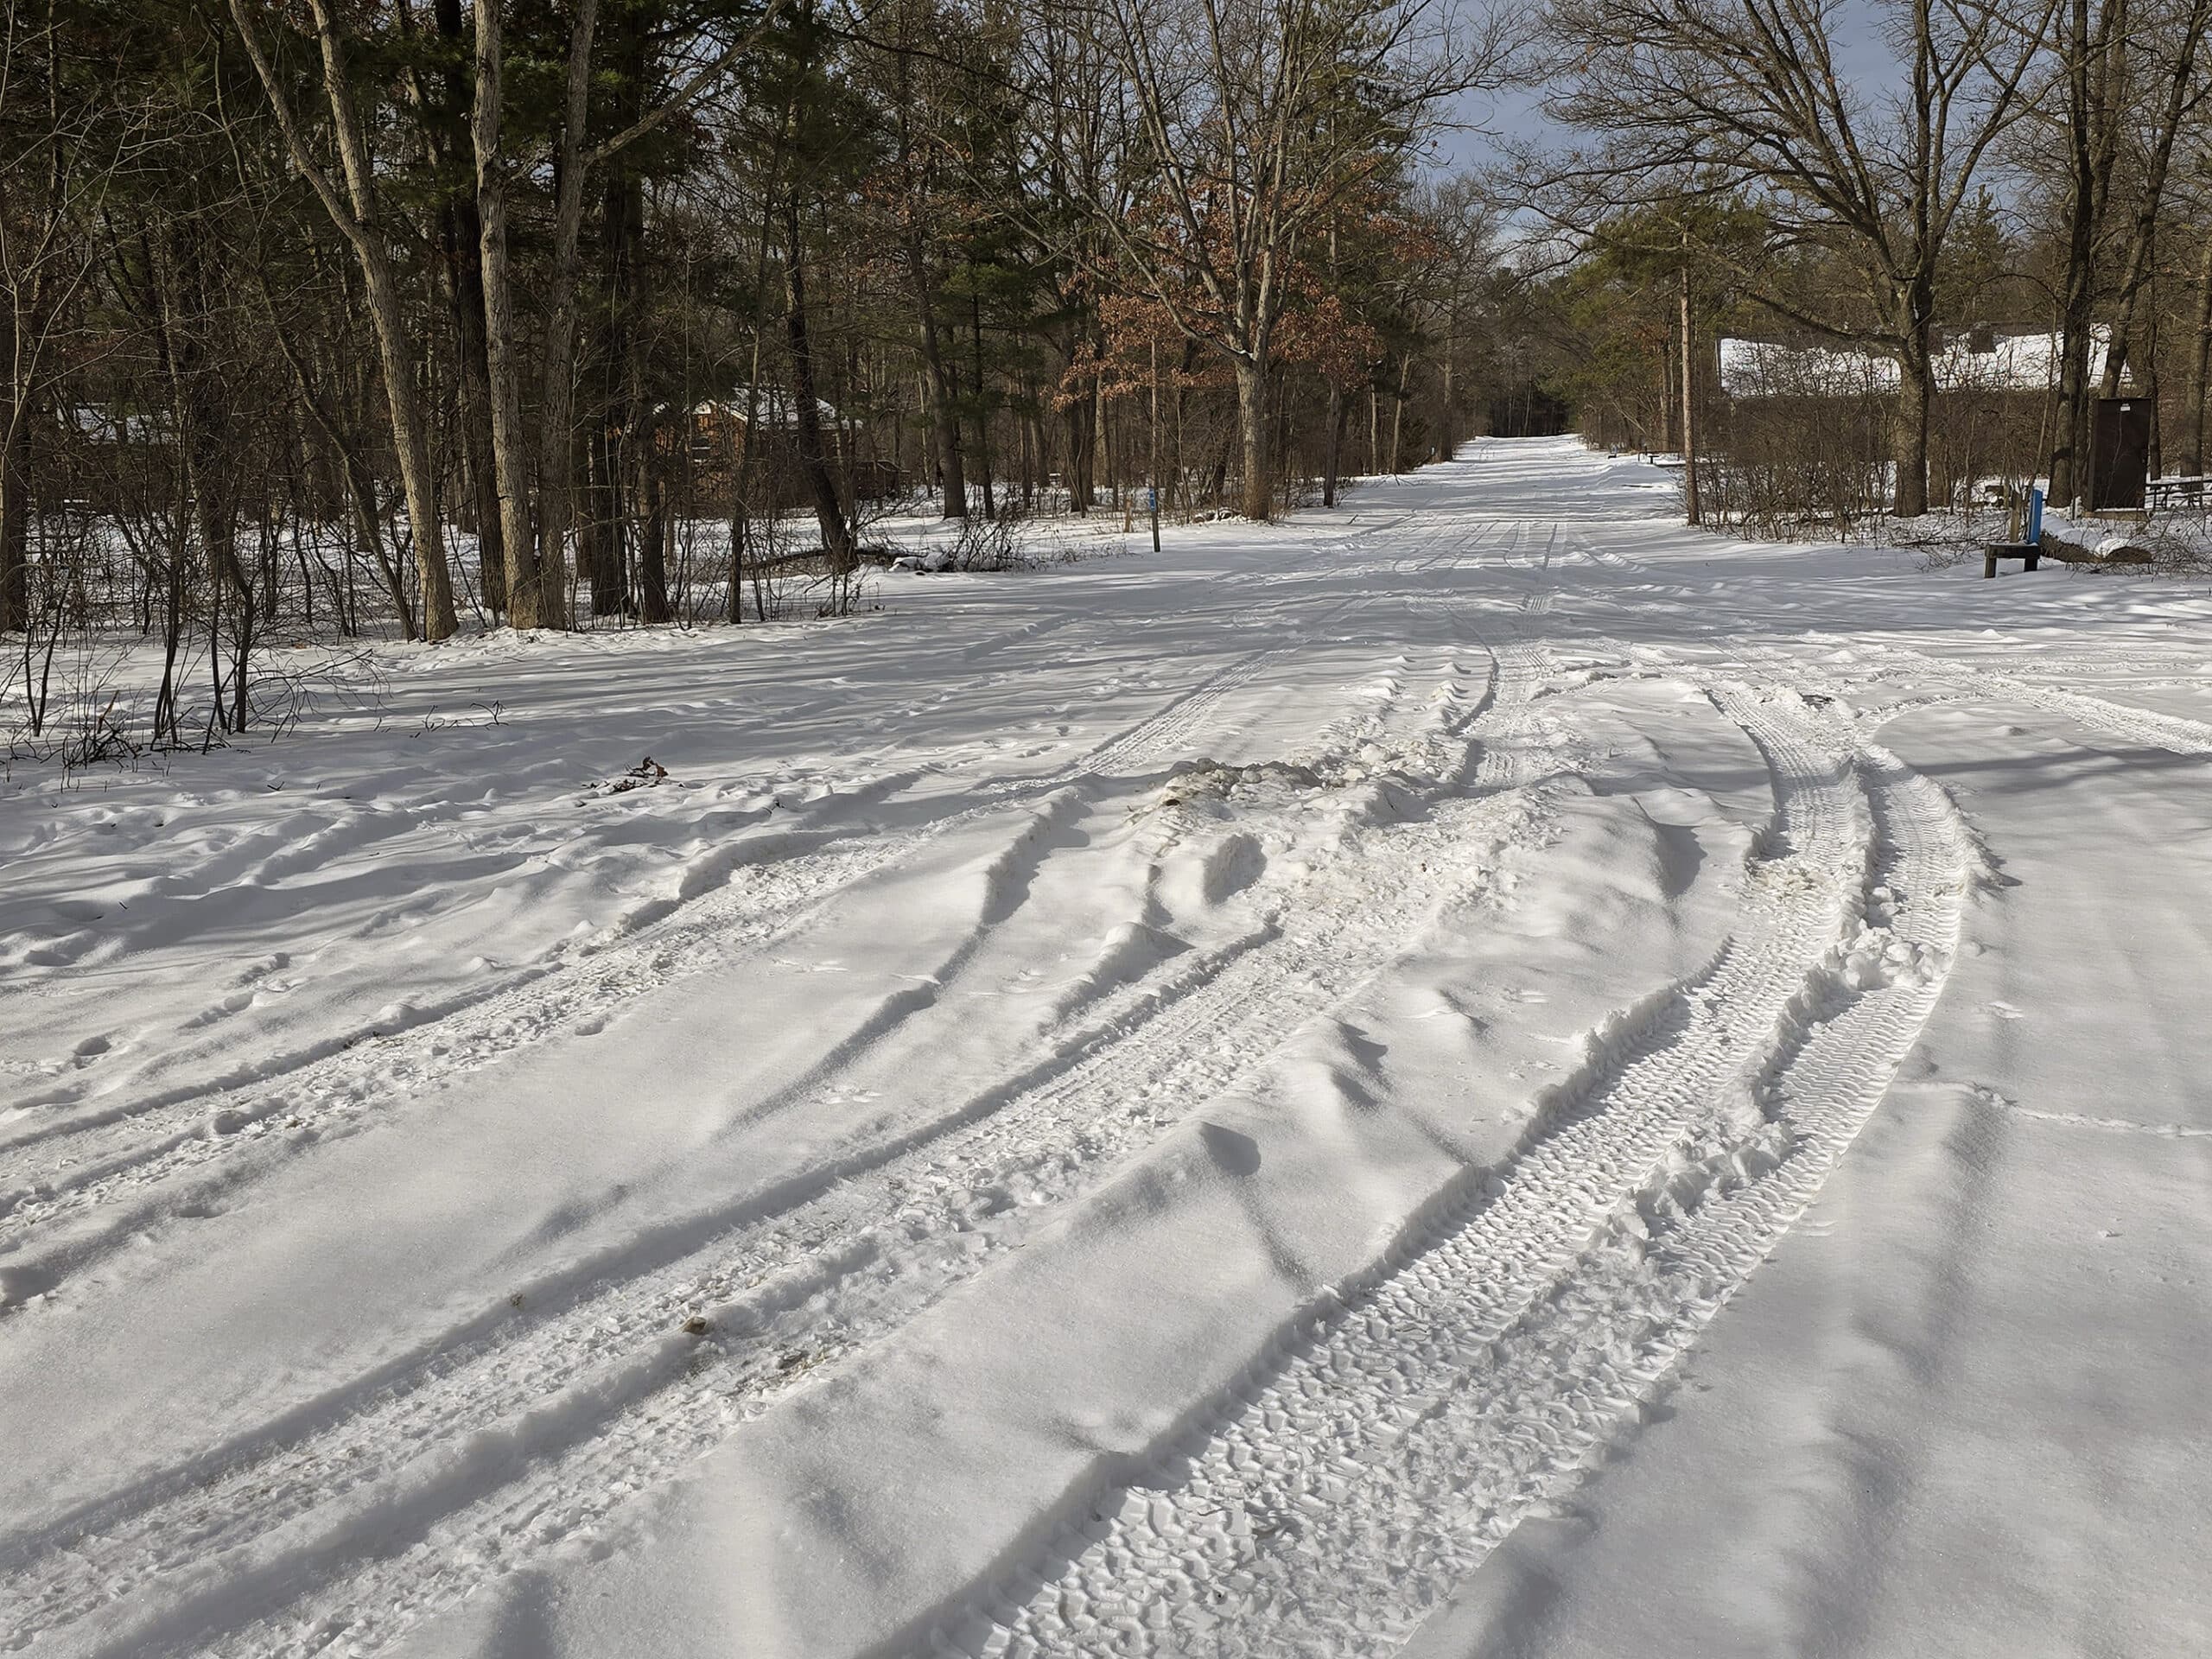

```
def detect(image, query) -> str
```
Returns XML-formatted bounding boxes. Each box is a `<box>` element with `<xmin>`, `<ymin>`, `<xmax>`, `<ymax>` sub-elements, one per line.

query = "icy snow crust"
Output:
<box><xmin>2</xmin><ymin>439</ymin><xmax>2208</xmax><ymax>1657</ymax></box>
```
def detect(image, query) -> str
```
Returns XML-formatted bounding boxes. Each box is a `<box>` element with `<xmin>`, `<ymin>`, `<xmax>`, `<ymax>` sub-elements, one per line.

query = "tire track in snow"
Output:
<box><xmin>1715</xmin><ymin>634</ymin><xmax>2212</xmax><ymax>759</ymax></box>
<box><xmin>3</xmin><ymin>520</ymin><xmax>1377</xmax><ymax>1126</ymax></box>
<box><xmin>1863</xmin><ymin>643</ymin><xmax>2212</xmax><ymax>757</ymax></box>
<box><xmin>0</xmin><ymin>762</ymin><xmax>937</xmax><ymax>1131</ymax></box>
<box><xmin>953</xmin><ymin>609</ymin><xmax>1084</xmax><ymax>664</ymax></box>
<box><xmin>0</xmin><ymin>585</ymin><xmax>1379</xmax><ymax>1304</ymax></box>
<box><xmin>1494</xmin><ymin>520</ymin><xmax>1560</xmax><ymax>617</ymax></box>
<box><xmin>0</xmin><ymin>609</ymin><xmax>1101</xmax><ymax>1112</ymax></box>
<box><xmin>0</xmin><ymin>650</ymin><xmax>1557</xmax><ymax>1659</ymax></box>
<box><xmin>0</xmin><ymin>815</ymin><xmax>910</xmax><ymax>1255</ymax></box>
<box><xmin>931</xmin><ymin>683</ymin><xmax>1969</xmax><ymax>1659</ymax></box>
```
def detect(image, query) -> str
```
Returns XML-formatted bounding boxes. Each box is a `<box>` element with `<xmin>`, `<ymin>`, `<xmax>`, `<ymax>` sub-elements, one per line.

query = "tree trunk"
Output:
<box><xmin>2186</xmin><ymin>242</ymin><xmax>2212</xmax><ymax>476</ymax></box>
<box><xmin>1021</xmin><ymin>394</ymin><xmax>1037</xmax><ymax>506</ymax></box>
<box><xmin>2145</xmin><ymin>297</ymin><xmax>2164</xmax><ymax>483</ymax></box>
<box><xmin>154</xmin><ymin>219</ymin><xmax>256</xmax><ymax>728</ymax></box>
<box><xmin>1892</xmin><ymin>345</ymin><xmax>1935</xmax><ymax>518</ymax></box>
<box><xmin>1680</xmin><ymin>262</ymin><xmax>1702</xmax><ymax>525</ymax></box>
<box><xmin>1236</xmin><ymin>357</ymin><xmax>1270</xmax><ymax>522</ymax></box>
<box><xmin>472</xmin><ymin>0</ymin><xmax>563</xmax><ymax>630</ymax></box>
<box><xmin>526</xmin><ymin>0</ymin><xmax>598</xmax><ymax>629</ymax></box>
<box><xmin>1389</xmin><ymin>355</ymin><xmax>1409</xmax><ymax>474</ymax></box>
<box><xmin>0</xmin><ymin>311</ymin><xmax>28</xmax><ymax>633</ymax></box>
<box><xmin>586</xmin><ymin>423</ymin><xmax>631</xmax><ymax>615</ymax></box>
<box><xmin>728</xmin><ymin>214</ymin><xmax>775</xmax><ymax>625</ymax></box>
<box><xmin>1147</xmin><ymin>341</ymin><xmax>1161</xmax><ymax>519</ymax></box>
<box><xmin>1321</xmin><ymin>379</ymin><xmax>1344</xmax><ymax>507</ymax></box>
<box><xmin>317</xmin><ymin>5</ymin><xmax>459</xmax><ymax>642</ymax></box>
<box><xmin>2101</xmin><ymin>299</ymin><xmax>2139</xmax><ymax>399</ymax></box>
<box><xmin>444</xmin><ymin>213</ymin><xmax>506</xmax><ymax>615</ymax></box>
<box><xmin>908</xmin><ymin>238</ymin><xmax>967</xmax><ymax>518</ymax></box>
<box><xmin>2094</xmin><ymin>0</ymin><xmax>2204</xmax><ymax>403</ymax></box>
<box><xmin>433</xmin><ymin>0</ymin><xmax>505</xmax><ymax>615</ymax></box>
<box><xmin>1440</xmin><ymin>326</ymin><xmax>1458</xmax><ymax>459</ymax></box>
<box><xmin>2052</xmin><ymin>313</ymin><xmax>2094</xmax><ymax>510</ymax></box>
<box><xmin>1096</xmin><ymin>376</ymin><xmax>1110</xmax><ymax>509</ymax></box>
<box><xmin>637</xmin><ymin>416</ymin><xmax>671</xmax><ymax>623</ymax></box>
<box><xmin>971</xmin><ymin>292</ymin><xmax>995</xmax><ymax>521</ymax></box>
<box><xmin>1065</xmin><ymin>334</ymin><xmax>1095</xmax><ymax>511</ymax></box>
<box><xmin>0</xmin><ymin>219</ymin><xmax>41</xmax><ymax>635</ymax></box>
<box><xmin>2049</xmin><ymin>0</ymin><xmax>2115</xmax><ymax>512</ymax></box>
<box><xmin>784</xmin><ymin>200</ymin><xmax>852</xmax><ymax>565</ymax></box>
<box><xmin>232</xmin><ymin>0</ymin><xmax>460</xmax><ymax>639</ymax></box>
<box><xmin>594</xmin><ymin>62</ymin><xmax>645</xmax><ymax>621</ymax></box>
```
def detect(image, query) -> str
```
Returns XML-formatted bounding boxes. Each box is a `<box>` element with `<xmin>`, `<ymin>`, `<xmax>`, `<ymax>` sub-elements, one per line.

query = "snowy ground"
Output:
<box><xmin>3</xmin><ymin>437</ymin><xmax>2207</xmax><ymax>1658</ymax></box>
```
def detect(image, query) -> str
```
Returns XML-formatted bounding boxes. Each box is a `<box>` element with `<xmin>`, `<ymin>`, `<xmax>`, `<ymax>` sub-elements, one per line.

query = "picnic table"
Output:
<box><xmin>2144</xmin><ymin>474</ymin><xmax>2210</xmax><ymax>511</ymax></box>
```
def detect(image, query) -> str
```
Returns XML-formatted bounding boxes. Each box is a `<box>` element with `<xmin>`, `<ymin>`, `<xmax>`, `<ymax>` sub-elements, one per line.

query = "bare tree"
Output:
<box><xmin>1039</xmin><ymin>0</ymin><xmax>1522</xmax><ymax>520</ymax></box>
<box><xmin>869</xmin><ymin>0</ymin><xmax>976</xmax><ymax>519</ymax></box>
<box><xmin>1547</xmin><ymin>0</ymin><xmax>2056</xmax><ymax>516</ymax></box>
<box><xmin>229</xmin><ymin>0</ymin><xmax>462</xmax><ymax>639</ymax></box>
<box><xmin>2039</xmin><ymin>0</ymin><xmax>2128</xmax><ymax>507</ymax></box>
<box><xmin>1</xmin><ymin>0</ymin><xmax>138</xmax><ymax>635</ymax></box>
<box><xmin>469</xmin><ymin>0</ymin><xmax>594</xmax><ymax>630</ymax></box>
<box><xmin>2029</xmin><ymin>0</ymin><xmax>2211</xmax><ymax>505</ymax></box>
<box><xmin>477</xmin><ymin>0</ymin><xmax>794</xmax><ymax>627</ymax></box>
<box><xmin>1409</xmin><ymin>175</ymin><xmax>1500</xmax><ymax>464</ymax></box>
<box><xmin>2092</xmin><ymin>0</ymin><xmax>2212</xmax><ymax>394</ymax></box>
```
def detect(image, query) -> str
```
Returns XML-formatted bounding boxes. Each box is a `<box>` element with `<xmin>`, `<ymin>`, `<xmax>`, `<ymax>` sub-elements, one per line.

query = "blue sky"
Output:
<box><xmin>1430</xmin><ymin>7</ymin><xmax>1908</xmax><ymax>183</ymax></box>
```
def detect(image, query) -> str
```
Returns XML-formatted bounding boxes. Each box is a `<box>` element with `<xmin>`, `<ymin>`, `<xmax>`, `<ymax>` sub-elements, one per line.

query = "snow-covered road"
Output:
<box><xmin>3</xmin><ymin>437</ymin><xmax>2207</xmax><ymax>1657</ymax></box>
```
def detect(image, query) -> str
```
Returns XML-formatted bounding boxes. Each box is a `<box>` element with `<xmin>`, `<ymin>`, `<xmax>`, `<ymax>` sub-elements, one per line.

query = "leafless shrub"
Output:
<box><xmin>947</xmin><ymin>507</ymin><xmax>1043</xmax><ymax>572</ymax></box>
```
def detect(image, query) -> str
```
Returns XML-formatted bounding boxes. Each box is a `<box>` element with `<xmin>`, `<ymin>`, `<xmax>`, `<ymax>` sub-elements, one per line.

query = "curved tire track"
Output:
<box><xmin>0</xmin><ymin>582</ymin><xmax>1383</xmax><ymax>1301</ymax></box>
<box><xmin>933</xmin><ymin>682</ymin><xmax>1968</xmax><ymax>1659</ymax></box>
<box><xmin>0</xmin><ymin>645</ymin><xmax>1558</xmax><ymax>1659</ymax></box>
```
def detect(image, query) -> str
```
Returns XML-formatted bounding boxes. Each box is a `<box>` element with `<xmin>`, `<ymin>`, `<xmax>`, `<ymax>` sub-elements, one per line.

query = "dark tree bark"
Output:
<box><xmin>971</xmin><ymin>291</ymin><xmax>995</xmax><ymax>520</ymax></box>
<box><xmin>231</xmin><ymin>0</ymin><xmax>461</xmax><ymax>639</ymax></box>
<box><xmin>2188</xmin><ymin>241</ymin><xmax>2212</xmax><ymax>476</ymax></box>
<box><xmin>637</xmin><ymin>413</ymin><xmax>671</xmax><ymax>623</ymax></box>
<box><xmin>783</xmin><ymin>198</ymin><xmax>853</xmax><ymax>566</ymax></box>
<box><xmin>1680</xmin><ymin>258</ymin><xmax>1701</xmax><ymax>524</ymax></box>
<box><xmin>1235</xmin><ymin>359</ymin><xmax>1268</xmax><ymax>519</ymax></box>
<box><xmin>153</xmin><ymin>219</ymin><xmax>256</xmax><ymax>728</ymax></box>
<box><xmin>431</xmin><ymin>0</ymin><xmax>506</xmax><ymax>614</ymax></box>
<box><xmin>1322</xmin><ymin>379</ymin><xmax>1345</xmax><ymax>507</ymax></box>
<box><xmin>0</xmin><ymin>313</ymin><xmax>28</xmax><ymax>632</ymax></box>
<box><xmin>2049</xmin><ymin>0</ymin><xmax>2125</xmax><ymax>508</ymax></box>
<box><xmin>911</xmin><ymin>262</ymin><xmax>969</xmax><ymax>517</ymax></box>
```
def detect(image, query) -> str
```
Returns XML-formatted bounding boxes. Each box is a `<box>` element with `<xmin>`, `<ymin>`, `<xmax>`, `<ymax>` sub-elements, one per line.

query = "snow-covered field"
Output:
<box><xmin>3</xmin><ymin>436</ymin><xmax>2208</xmax><ymax>1658</ymax></box>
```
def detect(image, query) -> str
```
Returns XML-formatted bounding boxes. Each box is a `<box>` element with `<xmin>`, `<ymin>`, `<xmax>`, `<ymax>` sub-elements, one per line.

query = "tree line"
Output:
<box><xmin>12</xmin><ymin>0</ymin><xmax>2204</xmax><ymax>757</ymax></box>
<box><xmin>0</xmin><ymin>0</ymin><xmax>1514</xmax><ymax>742</ymax></box>
<box><xmin>1521</xmin><ymin>0</ymin><xmax>2212</xmax><ymax>527</ymax></box>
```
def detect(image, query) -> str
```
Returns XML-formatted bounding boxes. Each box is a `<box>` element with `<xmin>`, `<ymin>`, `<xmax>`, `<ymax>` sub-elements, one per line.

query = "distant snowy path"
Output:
<box><xmin>3</xmin><ymin>440</ymin><xmax>2206</xmax><ymax>1657</ymax></box>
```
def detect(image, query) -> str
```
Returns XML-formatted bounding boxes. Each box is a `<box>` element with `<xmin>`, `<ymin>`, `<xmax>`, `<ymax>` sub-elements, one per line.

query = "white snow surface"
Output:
<box><xmin>3</xmin><ymin>438</ymin><xmax>2209</xmax><ymax>1658</ymax></box>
